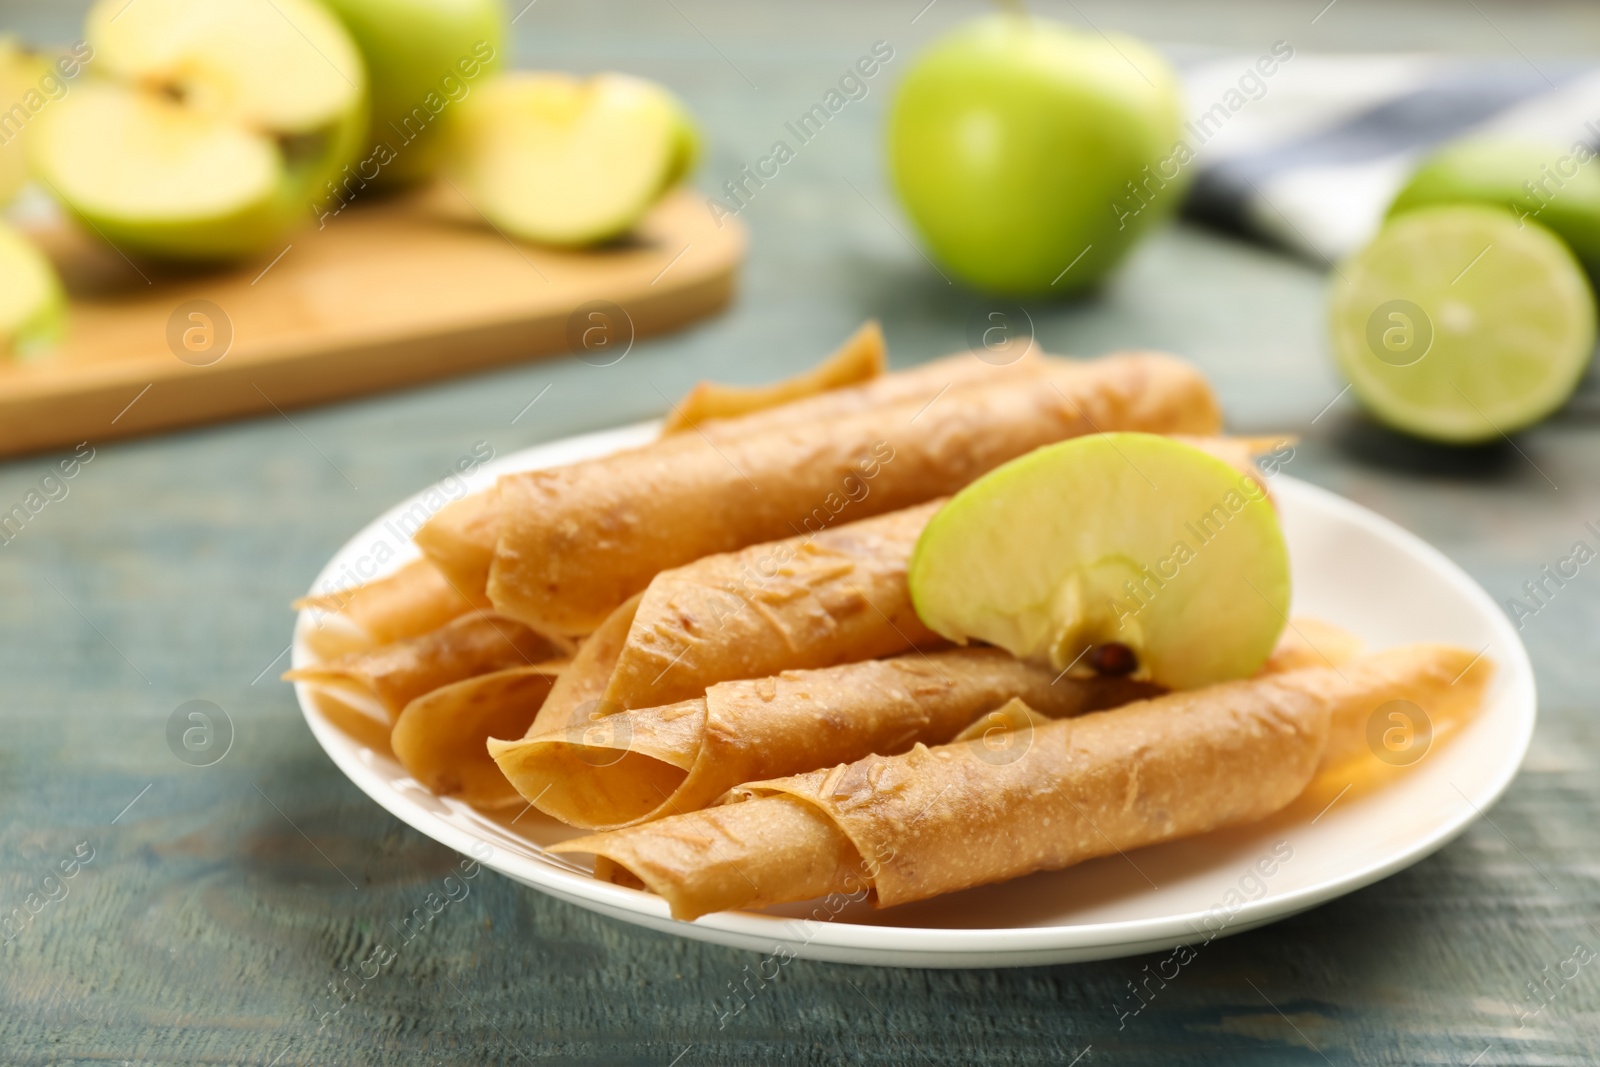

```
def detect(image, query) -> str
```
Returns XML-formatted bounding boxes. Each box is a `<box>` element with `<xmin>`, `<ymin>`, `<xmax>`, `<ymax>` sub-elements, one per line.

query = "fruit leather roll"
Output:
<box><xmin>411</xmin><ymin>349</ymin><xmax>1045</xmax><ymax>612</ymax></box>
<box><xmin>489</xmin><ymin>352</ymin><xmax>1221</xmax><ymax>636</ymax></box>
<box><xmin>294</xmin><ymin>558</ymin><xmax>478</xmax><ymax>655</ymax></box>
<box><xmin>283</xmin><ymin>611</ymin><xmax>566</xmax><ymax>721</ymax></box>
<box><xmin>529</xmin><ymin>500</ymin><xmax>946</xmax><ymax>730</ymax></box>
<box><xmin>491</xmin><ymin>648</ymin><xmax>1161</xmax><ymax>830</ymax></box>
<box><xmin>552</xmin><ymin>644</ymin><xmax>1491</xmax><ymax>920</ymax></box>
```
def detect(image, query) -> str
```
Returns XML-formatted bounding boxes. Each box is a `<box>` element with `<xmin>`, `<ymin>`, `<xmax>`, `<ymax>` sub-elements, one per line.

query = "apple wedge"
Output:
<box><xmin>908</xmin><ymin>434</ymin><xmax>1291</xmax><ymax>690</ymax></box>
<box><xmin>448</xmin><ymin>72</ymin><xmax>697</xmax><ymax>246</ymax></box>
<box><xmin>0</xmin><ymin>222</ymin><xmax>66</xmax><ymax>360</ymax></box>
<box><xmin>30</xmin><ymin>0</ymin><xmax>366</xmax><ymax>262</ymax></box>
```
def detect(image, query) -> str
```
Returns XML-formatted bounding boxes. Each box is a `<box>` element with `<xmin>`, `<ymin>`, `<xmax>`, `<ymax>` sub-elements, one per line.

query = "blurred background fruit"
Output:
<box><xmin>887</xmin><ymin>13</ymin><xmax>1184</xmax><ymax>297</ymax></box>
<box><xmin>29</xmin><ymin>0</ymin><xmax>366</xmax><ymax>262</ymax></box>
<box><xmin>321</xmin><ymin>0</ymin><xmax>506</xmax><ymax>190</ymax></box>
<box><xmin>446</xmin><ymin>72</ymin><xmax>698</xmax><ymax>246</ymax></box>
<box><xmin>1328</xmin><ymin>205</ymin><xmax>1596</xmax><ymax>444</ymax></box>
<box><xmin>0</xmin><ymin>36</ymin><xmax>46</xmax><ymax>209</ymax></box>
<box><xmin>1387</xmin><ymin>137</ymin><xmax>1600</xmax><ymax>279</ymax></box>
<box><xmin>0</xmin><ymin>219</ymin><xmax>65</xmax><ymax>360</ymax></box>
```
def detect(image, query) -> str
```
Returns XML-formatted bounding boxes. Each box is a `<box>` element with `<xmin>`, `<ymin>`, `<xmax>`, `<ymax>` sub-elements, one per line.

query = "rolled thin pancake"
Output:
<box><xmin>283</xmin><ymin>611</ymin><xmax>565</xmax><ymax>721</ymax></box>
<box><xmin>661</xmin><ymin>320</ymin><xmax>886</xmax><ymax>433</ymax></box>
<box><xmin>493</xmin><ymin>648</ymin><xmax>1162</xmax><ymax>830</ymax></box>
<box><xmin>413</xmin><ymin>490</ymin><xmax>501</xmax><ymax>612</ymax></box>
<box><xmin>533</xmin><ymin>500</ymin><xmax>946</xmax><ymax>731</ymax></box>
<box><xmin>294</xmin><ymin>558</ymin><xmax>477</xmax><ymax>656</ymax></box>
<box><xmin>529</xmin><ymin>441</ymin><xmax>1277</xmax><ymax>733</ymax></box>
<box><xmin>411</xmin><ymin>347</ymin><xmax>1047</xmax><ymax>614</ymax></box>
<box><xmin>490</xmin><ymin>352</ymin><xmax>1221</xmax><ymax>635</ymax></box>
<box><xmin>392</xmin><ymin>664</ymin><xmax>562</xmax><ymax>809</ymax></box>
<box><xmin>553</xmin><ymin>643</ymin><xmax>1493</xmax><ymax>920</ymax></box>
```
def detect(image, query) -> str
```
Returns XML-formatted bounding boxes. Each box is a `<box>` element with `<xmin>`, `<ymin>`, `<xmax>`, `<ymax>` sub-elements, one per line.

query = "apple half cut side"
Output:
<box><xmin>448</xmin><ymin>73</ymin><xmax>696</xmax><ymax>247</ymax></box>
<box><xmin>0</xmin><ymin>222</ymin><xmax>66</xmax><ymax>360</ymax></box>
<box><xmin>908</xmin><ymin>434</ymin><xmax>1291</xmax><ymax>690</ymax></box>
<box><xmin>30</xmin><ymin>85</ymin><xmax>292</xmax><ymax>262</ymax></box>
<box><xmin>30</xmin><ymin>0</ymin><xmax>366</xmax><ymax>262</ymax></box>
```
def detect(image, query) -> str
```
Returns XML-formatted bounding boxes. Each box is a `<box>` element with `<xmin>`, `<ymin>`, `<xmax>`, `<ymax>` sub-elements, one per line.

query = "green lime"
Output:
<box><xmin>1388</xmin><ymin>138</ymin><xmax>1600</xmax><ymax>276</ymax></box>
<box><xmin>1329</xmin><ymin>205</ymin><xmax>1596</xmax><ymax>443</ymax></box>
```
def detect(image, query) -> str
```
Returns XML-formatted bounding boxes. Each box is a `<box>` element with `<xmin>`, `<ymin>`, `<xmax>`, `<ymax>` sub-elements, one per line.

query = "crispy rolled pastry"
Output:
<box><xmin>662</xmin><ymin>320</ymin><xmax>887</xmax><ymax>433</ymax></box>
<box><xmin>1258</xmin><ymin>617</ymin><xmax>1366</xmax><ymax>676</ymax></box>
<box><xmin>392</xmin><ymin>664</ymin><xmax>562</xmax><ymax>809</ymax></box>
<box><xmin>283</xmin><ymin>611</ymin><xmax>566</xmax><ymax>721</ymax></box>
<box><xmin>494</xmin><ymin>618</ymin><xmax>1351</xmax><ymax>829</ymax></box>
<box><xmin>490</xmin><ymin>352</ymin><xmax>1221</xmax><ymax>635</ymax></box>
<box><xmin>493</xmin><ymin>648</ymin><xmax>1161</xmax><ymax>830</ymax></box>
<box><xmin>409</xmin><ymin>346</ymin><xmax>1045</xmax><ymax>615</ymax></box>
<box><xmin>294</xmin><ymin>558</ymin><xmax>477</xmax><ymax>653</ymax></box>
<box><xmin>528</xmin><ymin>501</ymin><xmax>945</xmax><ymax>730</ymax></box>
<box><xmin>413</xmin><ymin>490</ymin><xmax>501</xmax><ymax>613</ymax></box>
<box><xmin>553</xmin><ymin>643</ymin><xmax>1492</xmax><ymax>920</ymax></box>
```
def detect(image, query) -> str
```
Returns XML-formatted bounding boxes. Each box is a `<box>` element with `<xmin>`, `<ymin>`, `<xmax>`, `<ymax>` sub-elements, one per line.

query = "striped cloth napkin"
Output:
<box><xmin>1173</xmin><ymin>48</ymin><xmax>1600</xmax><ymax>265</ymax></box>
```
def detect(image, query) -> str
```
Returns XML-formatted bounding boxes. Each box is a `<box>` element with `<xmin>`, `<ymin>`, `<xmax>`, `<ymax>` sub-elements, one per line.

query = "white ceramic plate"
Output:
<box><xmin>291</xmin><ymin>423</ymin><xmax>1536</xmax><ymax>968</ymax></box>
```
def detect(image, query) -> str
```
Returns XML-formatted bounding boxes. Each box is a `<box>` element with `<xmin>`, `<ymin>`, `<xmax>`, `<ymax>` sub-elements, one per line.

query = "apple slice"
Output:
<box><xmin>0</xmin><ymin>222</ymin><xmax>66</xmax><ymax>360</ymax></box>
<box><xmin>908</xmin><ymin>434</ymin><xmax>1290</xmax><ymax>690</ymax></box>
<box><xmin>30</xmin><ymin>0</ymin><xmax>365</xmax><ymax>261</ymax></box>
<box><xmin>30</xmin><ymin>84</ymin><xmax>290</xmax><ymax>261</ymax></box>
<box><xmin>449</xmin><ymin>73</ymin><xmax>696</xmax><ymax>246</ymax></box>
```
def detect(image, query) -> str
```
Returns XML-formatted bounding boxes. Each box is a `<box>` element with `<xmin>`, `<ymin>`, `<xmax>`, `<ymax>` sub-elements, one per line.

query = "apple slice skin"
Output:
<box><xmin>320</xmin><ymin>0</ymin><xmax>506</xmax><ymax>189</ymax></box>
<box><xmin>908</xmin><ymin>434</ymin><xmax>1291</xmax><ymax>691</ymax></box>
<box><xmin>0</xmin><ymin>222</ymin><xmax>66</xmax><ymax>360</ymax></box>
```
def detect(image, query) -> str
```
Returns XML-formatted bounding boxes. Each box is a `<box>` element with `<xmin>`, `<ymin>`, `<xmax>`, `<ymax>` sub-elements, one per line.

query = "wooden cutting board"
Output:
<box><xmin>0</xmin><ymin>187</ymin><xmax>744</xmax><ymax>457</ymax></box>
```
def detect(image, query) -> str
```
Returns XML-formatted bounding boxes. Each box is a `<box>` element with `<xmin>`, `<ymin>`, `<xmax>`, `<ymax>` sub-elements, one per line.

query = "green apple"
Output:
<box><xmin>1388</xmin><ymin>137</ymin><xmax>1600</xmax><ymax>277</ymax></box>
<box><xmin>29</xmin><ymin>0</ymin><xmax>366</xmax><ymax>262</ymax></box>
<box><xmin>447</xmin><ymin>72</ymin><xmax>698</xmax><ymax>246</ymax></box>
<box><xmin>319</xmin><ymin>0</ymin><xmax>505</xmax><ymax>189</ymax></box>
<box><xmin>908</xmin><ymin>434</ymin><xmax>1290</xmax><ymax>690</ymax></box>
<box><xmin>888</xmin><ymin>14</ymin><xmax>1185</xmax><ymax>296</ymax></box>
<box><xmin>0</xmin><ymin>221</ymin><xmax>66</xmax><ymax>360</ymax></box>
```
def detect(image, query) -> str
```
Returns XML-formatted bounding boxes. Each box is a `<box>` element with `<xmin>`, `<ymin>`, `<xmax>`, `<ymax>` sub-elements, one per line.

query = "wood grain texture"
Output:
<box><xmin>0</xmin><ymin>189</ymin><xmax>743</xmax><ymax>457</ymax></box>
<box><xmin>3</xmin><ymin>0</ymin><xmax>1600</xmax><ymax>1064</ymax></box>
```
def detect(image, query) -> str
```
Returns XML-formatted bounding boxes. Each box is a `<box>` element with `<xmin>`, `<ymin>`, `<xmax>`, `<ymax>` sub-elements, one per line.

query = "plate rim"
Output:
<box><xmin>291</xmin><ymin>424</ymin><xmax>1537</xmax><ymax>966</ymax></box>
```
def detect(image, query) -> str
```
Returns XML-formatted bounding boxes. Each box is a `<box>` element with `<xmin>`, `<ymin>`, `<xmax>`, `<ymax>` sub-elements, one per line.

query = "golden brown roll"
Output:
<box><xmin>553</xmin><ymin>643</ymin><xmax>1492</xmax><ymax>920</ymax></box>
<box><xmin>392</xmin><ymin>665</ymin><xmax>561</xmax><ymax>809</ymax></box>
<box><xmin>283</xmin><ymin>611</ymin><xmax>565</xmax><ymax>721</ymax></box>
<box><xmin>413</xmin><ymin>490</ymin><xmax>501</xmax><ymax>613</ymax></box>
<box><xmin>294</xmin><ymin>558</ymin><xmax>477</xmax><ymax>652</ymax></box>
<box><xmin>492</xmin><ymin>647</ymin><xmax>1161</xmax><ymax>830</ymax></box>
<box><xmin>490</xmin><ymin>352</ymin><xmax>1221</xmax><ymax>636</ymax></box>
<box><xmin>662</xmin><ymin>320</ymin><xmax>887</xmax><ymax>433</ymax></box>
<box><xmin>407</xmin><ymin>346</ymin><xmax>1046</xmax><ymax>614</ymax></box>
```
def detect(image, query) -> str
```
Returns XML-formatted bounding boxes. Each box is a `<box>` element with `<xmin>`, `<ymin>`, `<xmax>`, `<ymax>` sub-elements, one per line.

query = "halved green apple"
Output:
<box><xmin>30</xmin><ymin>0</ymin><xmax>366</xmax><ymax>262</ymax></box>
<box><xmin>908</xmin><ymin>434</ymin><xmax>1291</xmax><ymax>690</ymax></box>
<box><xmin>448</xmin><ymin>72</ymin><xmax>697</xmax><ymax>246</ymax></box>
<box><xmin>0</xmin><ymin>222</ymin><xmax>66</xmax><ymax>360</ymax></box>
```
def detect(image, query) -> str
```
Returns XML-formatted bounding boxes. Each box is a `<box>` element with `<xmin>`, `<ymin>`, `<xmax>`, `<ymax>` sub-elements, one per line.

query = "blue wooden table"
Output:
<box><xmin>4</xmin><ymin>1</ymin><xmax>1599</xmax><ymax>1063</ymax></box>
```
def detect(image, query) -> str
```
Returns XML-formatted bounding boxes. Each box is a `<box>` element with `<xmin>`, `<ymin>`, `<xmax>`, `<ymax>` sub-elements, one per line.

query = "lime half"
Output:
<box><xmin>1329</xmin><ymin>205</ymin><xmax>1596</xmax><ymax>443</ymax></box>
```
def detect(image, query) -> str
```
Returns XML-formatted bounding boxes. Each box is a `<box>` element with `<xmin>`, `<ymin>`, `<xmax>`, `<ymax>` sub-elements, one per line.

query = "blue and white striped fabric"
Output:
<box><xmin>1175</xmin><ymin>51</ymin><xmax>1600</xmax><ymax>265</ymax></box>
